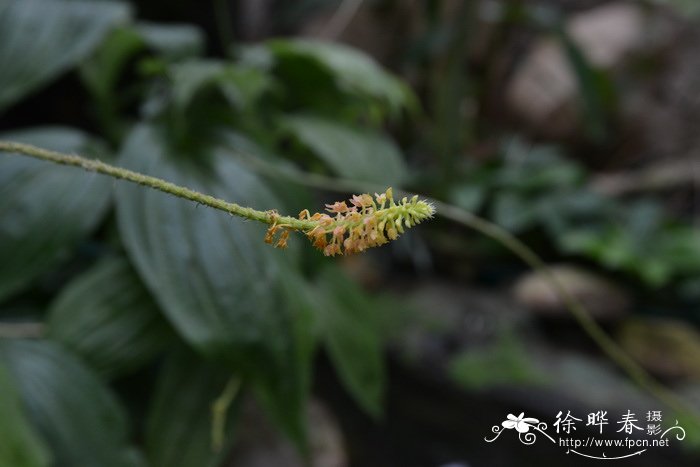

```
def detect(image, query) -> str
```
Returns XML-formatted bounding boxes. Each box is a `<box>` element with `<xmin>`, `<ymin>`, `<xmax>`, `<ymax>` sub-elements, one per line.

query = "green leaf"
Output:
<box><xmin>81</xmin><ymin>27</ymin><xmax>144</xmax><ymax>102</ymax></box>
<box><xmin>495</xmin><ymin>144</ymin><xmax>582</xmax><ymax>191</ymax></box>
<box><xmin>0</xmin><ymin>361</ymin><xmax>51</xmax><ymax>467</ymax></box>
<box><xmin>80</xmin><ymin>22</ymin><xmax>205</xmax><ymax>141</ymax></box>
<box><xmin>169</xmin><ymin>60</ymin><xmax>271</xmax><ymax>112</ymax></box>
<box><xmin>115</xmin><ymin>125</ymin><xmax>309</xmax><ymax>445</ymax></box>
<box><xmin>449</xmin><ymin>184</ymin><xmax>485</xmax><ymax>213</ymax></box>
<box><xmin>448</xmin><ymin>334</ymin><xmax>547</xmax><ymax>390</ymax></box>
<box><xmin>116</xmin><ymin>124</ymin><xmax>284</xmax><ymax>358</ymax></box>
<box><xmin>268</xmin><ymin>39</ymin><xmax>415</xmax><ymax>117</ymax></box>
<box><xmin>0</xmin><ymin>0</ymin><xmax>130</xmax><ymax>112</ymax></box>
<box><xmin>490</xmin><ymin>192</ymin><xmax>537</xmax><ymax>232</ymax></box>
<box><xmin>315</xmin><ymin>268</ymin><xmax>385</xmax><ymax>418</ymax></box>
<box><xmin>145</xmin><ymin>349</ymin><xmax>238</xmax><ymax>467</ymax></box>
<box><xmin>556</xmin><ymin>25</ymin><xmax>614</xmax><ymax>142</ymax></box>
<box><xmin>0</xmin><ymin>340</ymin><xmax>143</xmax><ymax>467</ymax></box>
<box><xmin>0</xmin><ymin>127</ymin><xmax>112</xmax><ymax>301</ymax></box>
<box><xmin>47</xmin><ymin>256</ymin><xmax>173</xmax><ymax>379</ymax></box>
<box><xmin>169</xmin><ymin>60</ymin><xmax>227</xmax><ymax>110</ymax></box>
<box><xmin>284</xmin><ymin>114</ymin><xmax>408</xmax><ymax>185</ymax></box>
<box><xmin>656</xmin><ymin>225</ymin><xmax>700</xmax><ymax>274</ymax></box>
<box><xmin>135</xmin><ymin>22</ymin><xmax>204</xmax><ymax>60</ymax></box>
<box><xmin>253</xmin><ymin>273</ymin><xmax>317</xmax><ymax>452</ymax></box>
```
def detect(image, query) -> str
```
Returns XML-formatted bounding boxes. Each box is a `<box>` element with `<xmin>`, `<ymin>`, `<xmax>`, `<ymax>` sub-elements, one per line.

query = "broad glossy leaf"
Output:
<box><xmin>315</xmin><ymin>269</ymin><xmax>385</xmax><ymax>418</ymax></box>
<box><xmin>253</xmin><ymin>273</ymin><xmax>317</xmax><ymax>450</ymax></box>
<box><xmin>0</xmin><ymin>340</ymin><xmax>143</xmax><ymax>467</ymax></box>
<box><xmin>169</xmin><ymin>60</ymin><xmax>271</xmax><ymax>112</ymax></box>
<box><xmin>284</xmin><ymin>114</ymin><xmax>408</xmax><ymax>185</ymax></box>
<box><xmin>47</xmin><ymin>256</ymin><xmax>173</xmax><ymax>378</ymax></box>
<box><xmin>0</xmin><ymin>127</ymin><xmax>112</xmax><ymax>301</ymax></box>
<box><xmin>0</xmin><ymin>0</ymin><xmax>130</xmax><ymax>111</ymax></box>
<box><xmin>116</xmin><ymin>124</ymin><xmax>284</xmax><ymax>357</ymax></box>
<box><xmin>145</xmin><ymin>350</ymin><xmax>238</xmax><ymax>467</ymax></box>
<box><xmin>115</xmin><ymin>125</ymin><xmax>309</xmax><ymax>443</ymax></box>
<box><xmin>170</xmin><ymin>60</ymin><xmax>227</xmax><ymax>110</ymax></box>
<box><xmin>268</xmin><ymin>39</ymin><xmax>414</xmax><ymax>116</ymax></box>
<box><xmin>0</xmin><ymin>361</ymin><xmax>50</xmax><ymax>467</ymax></box>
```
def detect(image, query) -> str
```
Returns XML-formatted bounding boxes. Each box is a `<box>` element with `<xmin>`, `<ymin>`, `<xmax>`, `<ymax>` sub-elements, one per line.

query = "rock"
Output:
<box><xmin>567</xmin><ymin>3</ymin><xmax>646</xmax><ymax>68</ymax></box>
<box><xmin>506</xmin><ymin>2</ymin><xmax>662</xmax><ymax>138</ymax></box>
<box><xmin>618</xmin><ymin>318</ymin><xmax>700</xmax><ymax>381</ymax></box>
<box><xmin>513</xmin><ymin>264</ymin><xmax>630</xmax><ymax>320</ymax></box>
<box><xmin>618</xmin><ymin>24</ymin><xmax>700</xmax><ymax>169</ymax></box>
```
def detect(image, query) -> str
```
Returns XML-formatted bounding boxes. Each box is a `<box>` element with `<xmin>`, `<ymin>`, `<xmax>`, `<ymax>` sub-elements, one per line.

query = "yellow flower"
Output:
<box><xmin>299</xmin><ymin>188</ymin><xmax>434</xmax><ymax>256</ymax></box>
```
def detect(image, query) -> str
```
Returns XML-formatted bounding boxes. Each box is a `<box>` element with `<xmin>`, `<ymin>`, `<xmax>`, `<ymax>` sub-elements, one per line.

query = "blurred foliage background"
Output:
<box><xmin>1</xmin><ymin>0</ymin><xmax>700</xmax><ymax>466</ymax></box>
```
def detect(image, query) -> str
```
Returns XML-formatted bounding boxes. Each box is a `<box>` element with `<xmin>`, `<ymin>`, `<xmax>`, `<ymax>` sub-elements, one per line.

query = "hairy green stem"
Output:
<box><xmin>233</xmin><ymin>149</ymin><xmax>700</xmax><ymax>425</ymax></box>
<box><xmin>1</xmin><ymin>139</ymin><xmax>697</xmax><ymax>425</ymax></box>
<box><xmin>0</xmin><ymin>140</ymin><xmax>315</xmax><ymax>231</ymax></box>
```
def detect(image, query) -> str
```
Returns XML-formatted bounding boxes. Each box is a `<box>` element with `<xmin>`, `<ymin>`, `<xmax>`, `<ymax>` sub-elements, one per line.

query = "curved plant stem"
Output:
<box><xmin>0</xmin><ymin>140</ymin><xmax>315</xmax><ymax>232</ymax></box>
<box><xmin>1</xmin><ymin>139</ymin><xmax>697</xmax><ymax>424</ymax></box>
<box><xmin>211</xmin><ymin>377</ymin><xmax>240</xmax><ymax>451</ymax></box>
<box><xmin>233</xmin><ymin>150</ymin><xmax>700</xmax><ymax>424</ymax></box>
<box><xmin>432</xmin><ymin>201</ymin><xmax>695</xmax><ymax>421</ymax></box>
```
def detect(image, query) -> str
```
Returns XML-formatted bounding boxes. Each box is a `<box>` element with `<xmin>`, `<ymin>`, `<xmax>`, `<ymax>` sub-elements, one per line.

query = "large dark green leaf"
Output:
<box><xmin>315</xmin><ymin>269</ymin><xmax>385</xmax><ymax>418</ymax></box>
<box><xmin>145</xmin><ymin>349</ymin><xmax>238</xmax><ymax>467</ymax></box>
<box><xmin>47</xmin><ymin>256</ymin><xmax>173</xmax><ymax>379</ymax></box>
<box><xmin>0</xmin><ymin>361</ymin><xmax>50</xmax><ymax>467</ymax></box>
<box><xmin>267</xmin><ymin>39</ymin><xmax>414</xmax><ymax>117</ymax></box>
<box><xmin>0</xmin><ymin>127</ymin><xmax>112</xmax><ymax>301</ymax></box>
<box><xmin>115</xmin><ymin>125</ymin><xmax>310</xmax><ymax>444</ymax></box>
<box><xmin>253</xmin><ymin>273</ymin><xmax>316</xmax><ymax>452</ymax></box>
<box><xmin>81</xmin><ymin>27</ymin><xmax>142</xmax><ymax>95</ymax></box>
<box><xmin>81</xmin><ymin>22</ymin><xmax>206</xmax><ymax>142</ymax></box>
<box><xmin>116</xmin><ymin>124</ymin><xmax>284</xmax><ymax>358</ymax></box>
<box><xmin>284</xmin><ymin>114</ymin><xmax>408</xmax><ymax>185</ymax></box>
<box><xmin>168</xmin><ymin>60</ymin><xmax>272</xmax><ymax>112</ymax></box>
<box><xmin>0</xmin><ymin>340</ymin><xmax>143</xmax><ymax>467</ymax></box>
<box><xmin>0</xmin><ymin>0</ymin><xmax>130</xmax><ymax>112</ymax></box>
